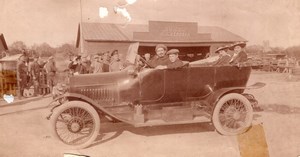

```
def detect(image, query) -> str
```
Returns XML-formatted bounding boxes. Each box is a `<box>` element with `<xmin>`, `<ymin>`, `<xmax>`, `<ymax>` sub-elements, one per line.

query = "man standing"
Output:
<box><xmin>91</xmin><ymin>55</ymin><xmax>103</xmax><ymax>73</ymax></box>
<box><xmin>213</xmin><ymin>46</ymin><xmax>231</xmax><ymax>65</ymax></box>
<box><xmin>29</xmin><ymin>56</ymin><xmax>41</xmax><ymax>96</ymax></box>
<box><xmin>68</xmin><ymin>55</ymin><xmax>87</xmax><ymax>74</ymax></box>
<box><xmin>148</xmin><ymin>44</ymin><xmax>169</xmax><ymax>68</ymax></box>
<box><xmin>101</xmin><ymin>51</ymin><xmax>110</xmax><ymax>72</ymax></box>
<box><xmin>110</xmin><ymin>50</ymin><xmax>123</xmax><ymax>72</ymax></box>
<box><xmin>45</xmin><ymin>56</ymin><xmax>57</xmax><ymax>93</ymax></box>
<box><xmin>17</xmin><ymin>55</ymin><xmax>28</xmax><ymax>97</ymax></box>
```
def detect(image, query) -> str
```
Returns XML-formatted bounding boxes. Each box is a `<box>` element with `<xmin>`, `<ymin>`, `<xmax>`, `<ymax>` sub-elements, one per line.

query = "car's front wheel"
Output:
<box><xmin>51</xmin><ymin>101</ymin><xmax>100</xmax><ymax>149</ymax></box>
<box><xmin>212</xmin><ymin>93</ymin><xmax>253</xmax><ymax>136</ymax></box>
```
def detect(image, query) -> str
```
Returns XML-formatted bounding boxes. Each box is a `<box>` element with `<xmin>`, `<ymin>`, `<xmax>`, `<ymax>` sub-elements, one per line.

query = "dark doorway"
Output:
<box><xmin>138</xmin><ymin>46</ymin><xmax>210</xmax><ymax>62</ymax></box>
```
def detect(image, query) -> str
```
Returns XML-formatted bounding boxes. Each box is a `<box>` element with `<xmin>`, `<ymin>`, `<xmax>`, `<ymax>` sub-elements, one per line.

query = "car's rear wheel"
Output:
<box><xmin>212</xmin><ymin>93</ymin><xmax>253</xmax><ymax>136</ymax></box>
<box><xmin>51</xmin><ymin>101</ymin><xmax>100</xmax><ymax>149</ymax></box>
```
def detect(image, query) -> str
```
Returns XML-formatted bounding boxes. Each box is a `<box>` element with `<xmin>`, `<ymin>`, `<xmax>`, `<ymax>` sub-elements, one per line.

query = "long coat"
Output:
<box><xmin>230</xmin><ymin>51</ymin><xmax>248</xmax><ymax>64</ymax></box>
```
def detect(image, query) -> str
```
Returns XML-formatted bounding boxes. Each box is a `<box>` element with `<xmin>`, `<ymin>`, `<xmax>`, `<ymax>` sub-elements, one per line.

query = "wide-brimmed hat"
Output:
<box><xmin>215</xmin><ymin>45</ymin><xmax>230</xmax><ymax>53</ymax></box>
<box><xmin>155</xmin><ymin>44</ymin><xmax>168</xmax><ymax>52</ymax></box>
<box><xmin>229</xmin><ymin>41</ymin><xmax>246</xmax><ymax>50</ymax></box>
<box><xmin>111</xmin><ymin>50</ymin><xmax>119</xmax><ymax>56</ymax></box>
<box><xmin>166</xmin><ymin>49</ymin><xmax>180</xmax><ymax>55</ymax></box>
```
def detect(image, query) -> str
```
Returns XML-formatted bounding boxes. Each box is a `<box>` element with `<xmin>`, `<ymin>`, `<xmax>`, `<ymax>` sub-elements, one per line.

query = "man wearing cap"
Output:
<box><xmin>229</xmin><ymin>42</ymin><xmax>248</xmax><ymax>64</ymax></box>
<box><xmin>213</xmin><ymin>46</ymin><xmax>231</xmax><ymax>65</ymax></box>
<box><xmin>148</xmin><ymin>44</ymin><xmax>170</xmax><ymax>68</ymax></box>
<box><xmin>29</xmin><ymin>56</ymin><xmax>41</xmax><ymax>96</ymax></box>
<box><xmin>156</xmin><ymin>49</ymin><xmax>183</xmax><ymax>69</ymax></box>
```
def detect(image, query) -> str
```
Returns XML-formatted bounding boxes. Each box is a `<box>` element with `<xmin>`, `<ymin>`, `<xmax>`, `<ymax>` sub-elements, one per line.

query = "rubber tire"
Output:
<box><xmin>212</xmin><ymin>93</ymin><xmax>253</xmax><ymax>136</ymax></box>
<box><xmin>51</xmin><ymin>101</ymin><xmax>100</xmax><ymax>149</ymax></box>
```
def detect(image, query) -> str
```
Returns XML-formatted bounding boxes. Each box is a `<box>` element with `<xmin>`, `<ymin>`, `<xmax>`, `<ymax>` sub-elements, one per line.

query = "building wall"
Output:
<box><xmin>83</xmin><ymin>41</ymin><xmax>132</xmax><ymax>60</ymax></box>
<box><xmin>82</xmin><ymin>40</ymin><xmax>235</xmax><ymax>60</ymax></box>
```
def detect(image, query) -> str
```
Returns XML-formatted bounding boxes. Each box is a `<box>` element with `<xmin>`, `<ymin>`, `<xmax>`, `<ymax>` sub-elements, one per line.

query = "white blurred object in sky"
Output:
<box><xmin>114</xmin><ymin>6</ymin><xmax>131</xmax><ymax>22</ymax></box>
<box><xmin>125</xmin><ymin>0</ymin><xmax>137</xmax><ymax>5</ymax></box>
<box><xmin>99</xmin><ymin>7</ymin><xmax>108</xmax><ymax>18</ymax></box>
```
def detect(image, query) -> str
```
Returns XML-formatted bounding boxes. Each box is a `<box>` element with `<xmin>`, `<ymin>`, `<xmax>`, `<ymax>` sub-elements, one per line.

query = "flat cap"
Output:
<box><xmin>155</xmin><ymin>44</ymin><xmax>168</xmax><ymax>52</ymax></box>
<box><xmin>166</xmin><ymin>49</ymin><xmax>180</xmax><ymax>55</ymax></box>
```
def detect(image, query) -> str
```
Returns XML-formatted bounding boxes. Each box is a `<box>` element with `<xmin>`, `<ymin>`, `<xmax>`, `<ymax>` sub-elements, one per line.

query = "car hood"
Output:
<box><xmin>69</xmin><ymin>70</ymin><xmax>131</xmax><ymax>88</ymax></box>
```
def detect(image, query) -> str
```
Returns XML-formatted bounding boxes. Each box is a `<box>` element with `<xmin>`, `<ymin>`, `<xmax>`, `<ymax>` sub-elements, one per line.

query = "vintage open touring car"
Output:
<box><xmin>47</xmin><ymin>51</ymin><xmax>265</xmax><ymax>149</ymax></box>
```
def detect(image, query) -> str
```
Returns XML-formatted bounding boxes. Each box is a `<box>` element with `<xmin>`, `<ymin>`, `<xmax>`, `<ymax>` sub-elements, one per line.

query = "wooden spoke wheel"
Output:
<box><xmin>51</xmin><ymin>101</ymin><xmax>100</xmax><ymax>149</ymax></box>
<box><xmin>212</xmin><ymin>93</ymin><xmax>253</xmax><ymax>135</ymax></box>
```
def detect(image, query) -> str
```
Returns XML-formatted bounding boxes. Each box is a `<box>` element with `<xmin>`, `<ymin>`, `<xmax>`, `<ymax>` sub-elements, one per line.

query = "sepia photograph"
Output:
<box><xmin>0</xmin><ymin>0</ymin><xmax>300</xmax><ymax>156</ymax></box>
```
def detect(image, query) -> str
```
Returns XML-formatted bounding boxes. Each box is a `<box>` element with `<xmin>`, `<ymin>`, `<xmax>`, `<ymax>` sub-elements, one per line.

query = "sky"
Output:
<box><xmin>0</xmin><ymin>0</ymin><xmax>300</xmax><ymax>48</ymax></box>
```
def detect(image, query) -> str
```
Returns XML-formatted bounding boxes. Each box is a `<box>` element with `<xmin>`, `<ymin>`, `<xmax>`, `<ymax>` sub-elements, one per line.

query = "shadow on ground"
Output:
<box><xmin>89</xmin><ymin>122</ymin><xmax>214</xmax><ymax>148</ymax></box>
<box><xmin>260</xmin><ymin>104</ymin><xmax>300</xmax><ymax>114</ymax></box>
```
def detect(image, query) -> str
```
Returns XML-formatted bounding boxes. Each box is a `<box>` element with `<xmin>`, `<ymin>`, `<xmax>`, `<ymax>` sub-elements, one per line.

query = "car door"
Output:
<box><xmin>139</xmin><ymin>69</ymin><xmax>165</xmax><ymax>103</ymax></box>
<box><xmin>187</xmin><ymin>66</ymin><xmax>215</xmax><ymax>98</ymax></box>
<box><xmin>162</xmin><ymin>68</ymin><xmax>188</xmax><ymax>103</ymax></box>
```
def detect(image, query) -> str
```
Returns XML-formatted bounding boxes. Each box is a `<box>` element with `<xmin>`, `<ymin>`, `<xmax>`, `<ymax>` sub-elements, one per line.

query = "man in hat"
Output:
<box><xmin>110</xmin><ymin>50</ymin><xmax>124</xmax><ymax>72</ymax></box>
<box><xmin>45</xmin><ymin>56</ymin><xmax>57</xmax><ymax>93</ymax></box>
<box><xmin>101</xmin><ymin>51</ymin><xmax>110</xmax><ymax>72</ymax></box>
<box><xmin>81</xmin><ymin>54</ymin><xmax>92</xmax><ymax>74</ymax></box>
<box><xmin>29</xmin><ymin>56</ymin><xmax>41</xmax><ymax>96</ymax></box>
<box><xmin>148</xmin><ymin>44</ymin><xmax>170</xmax><ymax>68</ymax></box>
<box><xmin>17</xmin><ymin>55</ymin><xmax>28</xmax><ymax>97</ymax></box>
<box><xmin>144</xmin><ymin>53</ymin><xmax>151</xmax><ymax>62</ymax></box>
<box><xmin>229</xmin><ymin>41</ymin><xmax>248</xmax><ymax>64</ymax></box>
<box><xmin>91</xmin><ymin>54</ymin><xmax>103</xmax><ymax>73</ymax></box>
<box><xmin>213</xmin><ymin>46</ymin><xmax>231</xmax><ymax>65</ymax></box>
<box><xmin>68</xmin><ymin>55</ymin><xmax>87</xmax><ymax>74</ymax></box>
<box><xmin>156</xmin><ymin>49</ymin><xmax>183</xmax><ymax>69</ymax></box>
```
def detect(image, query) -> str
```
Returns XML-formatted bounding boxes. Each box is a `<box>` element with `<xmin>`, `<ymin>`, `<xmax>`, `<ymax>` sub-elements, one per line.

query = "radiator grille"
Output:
<box><xmin>74</xmin><ymin>85</ymin><xmax>117</xmax><ymax>105</ymax></box>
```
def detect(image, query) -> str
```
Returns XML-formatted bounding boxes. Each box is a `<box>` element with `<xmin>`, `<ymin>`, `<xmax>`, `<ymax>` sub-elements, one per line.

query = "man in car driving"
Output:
<box><xmin>156</xmin><ymin>49</ymin><xmax>183</xmax><ymax>69</ymax></box>
<box><xmin>148</xmin><ymin>44</ymin><xmax>170</xmax><ymax>68</ymax></box>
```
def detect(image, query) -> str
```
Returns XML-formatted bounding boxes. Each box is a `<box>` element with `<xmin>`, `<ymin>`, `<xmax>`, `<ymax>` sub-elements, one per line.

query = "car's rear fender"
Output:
<box><xmin>47</xmin><ymin>92</ymin><xmax>133</xmax><ymax>124</ymax></box>
<box><xmin>207</xmin><ymin>82</ymin><xmax>265</xmax><ymax>114</ymax></box>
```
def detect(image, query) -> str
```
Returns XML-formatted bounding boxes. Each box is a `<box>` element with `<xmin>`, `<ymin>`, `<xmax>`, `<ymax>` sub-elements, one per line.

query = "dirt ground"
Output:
<box><xmin>0</xmin><ymin>71</ymin><xmax>299</xmax><ymax>157</ymax></box>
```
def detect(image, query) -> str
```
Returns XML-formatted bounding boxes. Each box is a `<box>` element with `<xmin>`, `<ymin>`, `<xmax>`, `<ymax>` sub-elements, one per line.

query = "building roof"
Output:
<box><xmin>0</xmin><ymin>54</ymin><xmax>22</xmax><ymax>62</ymax></box>
<box><xmin>76</xmin><ymin>21</ymin><xmax>246</xmax><ymax>47</ymax></box>
<box><xmin>0</xmin><ymin>33</ymin><xmax>8</xmax><ymax>51</ymax></box>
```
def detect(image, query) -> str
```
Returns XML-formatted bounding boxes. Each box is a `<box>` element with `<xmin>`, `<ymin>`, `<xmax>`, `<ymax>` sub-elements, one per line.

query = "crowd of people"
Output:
<box><xmin>67</xmin><ymin>41</ymin><xmax>248</xmax><ymax>76</ymax></box>
<box><xmin>67</xmin><ymin>49</ymin><xmax>125</xmax><ymax>75</ymax></box>
<box><xmin>17</xmin><ymin>54</ymin><xmax>57</xmax><ymax>98</ymax></box>
<box><xmin>16</xmin><ymin>42</ymin><xmax>247</xmax><ymax>98</ymax></box>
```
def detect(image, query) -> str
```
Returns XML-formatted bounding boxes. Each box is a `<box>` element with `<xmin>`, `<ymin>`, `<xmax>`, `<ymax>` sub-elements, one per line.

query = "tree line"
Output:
<box><xmin>1</xmin><ymin>41</ymin><xmax>78</xmax><ymax>58</ymax></box>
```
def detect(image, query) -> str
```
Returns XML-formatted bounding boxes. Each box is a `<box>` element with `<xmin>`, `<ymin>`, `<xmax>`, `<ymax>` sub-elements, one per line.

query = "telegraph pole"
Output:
<box><xmin>80</xmin><ymin>0</ymin><xmax>84</xmax><ymax>54</ymax></box>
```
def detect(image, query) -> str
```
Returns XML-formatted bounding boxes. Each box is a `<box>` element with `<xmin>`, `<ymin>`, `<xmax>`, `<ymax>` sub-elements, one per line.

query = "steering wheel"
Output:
<box><xmin>139</xmin><ymin>57</ymin><xmax>153</xmax><ymax>68</ymax></box>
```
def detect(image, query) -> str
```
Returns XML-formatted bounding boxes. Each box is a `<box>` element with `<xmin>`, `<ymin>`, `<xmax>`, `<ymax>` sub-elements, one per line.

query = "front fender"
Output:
<box><xmin>206</xmin><ymin>82</ymin><xmax>265</xmax><ymax>113</ymax></box>
<box><xmin>47</xmin><ymin>92</ymin><xmax>133</xmax><ymax>124</ymax></box>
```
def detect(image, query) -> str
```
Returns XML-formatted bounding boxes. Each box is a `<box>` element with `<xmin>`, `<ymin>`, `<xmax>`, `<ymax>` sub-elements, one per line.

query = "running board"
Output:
<box><xmin>134</xmin><ymin>116</ymin><xmax>211</xmax><ymax>127</ymax></box>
